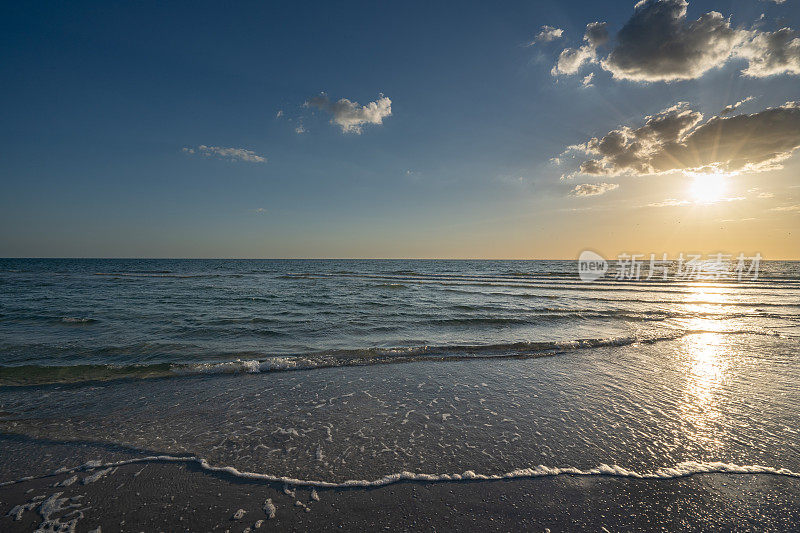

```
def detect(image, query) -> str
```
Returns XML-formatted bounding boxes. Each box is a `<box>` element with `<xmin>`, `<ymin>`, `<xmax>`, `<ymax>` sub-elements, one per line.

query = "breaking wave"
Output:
<box><xmin>0</xmin><ymin>329</ymin><xmax>778</xmax><ymax>387</ymax></box>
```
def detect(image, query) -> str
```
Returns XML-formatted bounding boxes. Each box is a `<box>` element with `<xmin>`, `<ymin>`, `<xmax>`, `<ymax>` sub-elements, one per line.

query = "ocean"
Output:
<box><xmin>1</xmin><ymin>258</ymin><xmax>799</xmax><ymax>490</ymax></box>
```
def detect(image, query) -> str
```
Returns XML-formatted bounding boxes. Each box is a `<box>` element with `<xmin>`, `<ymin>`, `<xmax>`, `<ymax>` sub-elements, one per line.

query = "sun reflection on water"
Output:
<box><xmin>676</xmin><ymin>285</ymin><xmax>735</xmax><ymax>452</ymax></box>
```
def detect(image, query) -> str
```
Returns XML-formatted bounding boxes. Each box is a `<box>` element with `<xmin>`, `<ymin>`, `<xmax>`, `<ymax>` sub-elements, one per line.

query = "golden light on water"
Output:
<box><xmin>676</xmin><ymin>284</ymin><xmax>733</xmax><ymax>451</ymax></box>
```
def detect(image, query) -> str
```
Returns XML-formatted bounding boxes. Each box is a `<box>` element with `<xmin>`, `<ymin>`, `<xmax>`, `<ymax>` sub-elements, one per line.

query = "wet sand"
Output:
<box><xmin>1</xmin><ymin>460</ymin><xmax>798</xmax><ymax>532</ymax></box>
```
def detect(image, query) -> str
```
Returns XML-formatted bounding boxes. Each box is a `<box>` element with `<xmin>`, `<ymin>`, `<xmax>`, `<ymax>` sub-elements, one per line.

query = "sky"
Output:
<box><xmin>1</xmin><ymin>0</ymin><xmax>799</xmax><ymax>259</ymax></box>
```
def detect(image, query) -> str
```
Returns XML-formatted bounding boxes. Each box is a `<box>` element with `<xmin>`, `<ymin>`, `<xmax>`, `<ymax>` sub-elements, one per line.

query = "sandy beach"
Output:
<box><xmin>2</xmin><ymin>459</ymin><xmax>799</xmax><ymax>532</ymax></box>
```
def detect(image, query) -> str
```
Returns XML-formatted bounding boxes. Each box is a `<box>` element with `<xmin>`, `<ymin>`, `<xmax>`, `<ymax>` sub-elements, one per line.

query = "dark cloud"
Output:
<box><xmin>550</xmin><ymin>0</ymin><xmax>800</xmax><ymax>82</ymax></box>
<box><xmin>602</xmin><ymin>0</ymin><xmax>745</xmax><ymax>81</ymax></box>
<box><xmin>566</xmin><ymin>101</ymin><xmax>800</xmax><ymax>176</ymax></box>
<box><xmin>740</xmin><ymin>27</ymin><xmax>800</xmax><ymax>77</ymax></box>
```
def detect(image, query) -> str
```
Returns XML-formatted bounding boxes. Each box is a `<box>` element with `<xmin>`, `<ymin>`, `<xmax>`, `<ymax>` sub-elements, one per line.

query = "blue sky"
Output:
<box><xmin>1</xmin><ymin>1</ymin><xmax>799</xmax><ymax>258</ymax></box>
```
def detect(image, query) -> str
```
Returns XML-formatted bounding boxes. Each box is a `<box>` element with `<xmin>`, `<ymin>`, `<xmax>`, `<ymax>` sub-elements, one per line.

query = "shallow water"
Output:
<box><xmin>0</xmin><ymin>259</ymin><xmax>798</xmax><ymax>485</ymax></box>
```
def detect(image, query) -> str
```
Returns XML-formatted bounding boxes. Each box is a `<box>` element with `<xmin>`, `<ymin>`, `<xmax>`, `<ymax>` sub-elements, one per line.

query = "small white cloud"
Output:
<box><xmin>552</xmin><ymin>44</ymin><xmax>597</xmax><ymax>76</ymax></box>
<box><xmin>551</xmin><ymin>22</ymin><xmax>609</xmax><ymax>76</ymax></box>
<box><xmin>306</xmin><ymin>93</ymin><xmax>392</xmax><ymax>134</ymax></box>
<box><xmin>251</xmin><ymin>208</ymin><xmax>268</xmax><ymax>214</ymax></box>
<box><xmin>533</xmin><ymin>25</ymin><xmax>564</xmax><ymax>44</ymax></box>
<box><xmin>295</xmin><ymin>123</ymin><xmax>306</xmax><ymax>134</ymax></box>
<box><xmin>757</xmin><ymin>191</ymin><xmax>775</xmax><ymax>198</ymax></box>
<box><xmin>184</xmin><ymin>145</ymin><xmax>267</xmax><ymax>163</ymax></box>
<box><xmin>276</xmin><ymin>110</ymin><xmax>284</xmax><ymax>118</ymax></box>
<box><xmin>648</xmin><ymin>198</ymin><xmax>691</xmax><ymax>207</ymax></box>
<box><xmin>771</xmin><ymin>204</ymin><xmax>800</xmax><ymax>211</ymax></box>
<box><xmin>721</xmin><ymin>96</ymin><xmax>754</xmax><ymax>115</ymax></box>
<box><xmin>570</xmin><ymin>182</ymin><xmax>619</xmax><ymax>196</ymax></box>
<box><xmin>582</xmin><ymin>73</ymin><xmax>595</xmax><ymax>87</ymax></box>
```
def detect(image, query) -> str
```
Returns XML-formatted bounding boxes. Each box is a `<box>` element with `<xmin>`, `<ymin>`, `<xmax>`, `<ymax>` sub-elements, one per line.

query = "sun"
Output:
<box><xmin>688</xmin><ymin>172</ymin><xmax>727</xmax><ymax>204</ymax></box>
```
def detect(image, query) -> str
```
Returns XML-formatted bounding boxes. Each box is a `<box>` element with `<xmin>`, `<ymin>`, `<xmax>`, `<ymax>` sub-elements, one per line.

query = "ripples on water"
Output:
<box><xmin>0</xmin><ymin>259</ymin><xmax>798</xmax><ymax>484</ymax></box>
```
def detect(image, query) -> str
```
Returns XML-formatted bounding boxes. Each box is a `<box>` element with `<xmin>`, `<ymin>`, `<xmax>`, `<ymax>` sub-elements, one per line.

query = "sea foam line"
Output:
<box><xmin>3</xmin><ymin>457</ymin><xmax>799</xmax><ymax>489</ymax></box>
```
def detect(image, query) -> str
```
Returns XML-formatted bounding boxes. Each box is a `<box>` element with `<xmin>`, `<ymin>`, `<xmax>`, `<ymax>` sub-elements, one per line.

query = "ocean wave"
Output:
<box><xmin>2</xmin><ymin>456</ymin><xmax>798</xmax><ymax>489</ymax></box>
<box><xmin>0</xmin><ymin>333</ymin><xmax>680</xmax><ymax>387</ymax></box>
<box><xmin>94</xmin><ymin>272</ymin><xmax>237</xmax><ymax>279</ymax></box>
<box><xmin>0</xmin><ymin>328</ymin><xmax>784</xmax><ymax>387</ymax></box>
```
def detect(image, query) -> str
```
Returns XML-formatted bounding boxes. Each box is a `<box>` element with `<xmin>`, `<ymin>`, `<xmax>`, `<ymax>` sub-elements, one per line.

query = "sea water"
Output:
<box><xmin>0</xmin><ymin>259</ymin><xmax>798</xmax><ymax>486</ymax></box>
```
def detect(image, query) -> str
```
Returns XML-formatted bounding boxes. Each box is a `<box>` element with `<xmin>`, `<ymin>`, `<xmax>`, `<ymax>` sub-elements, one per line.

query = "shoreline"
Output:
<box><xmin>2</xmin><ymin>461</ymin><xmax>799</xmax><ymax>532</ymax></box>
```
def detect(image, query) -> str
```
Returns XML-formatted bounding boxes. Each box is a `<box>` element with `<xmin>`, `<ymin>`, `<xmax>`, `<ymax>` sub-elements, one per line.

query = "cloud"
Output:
<box><xmin>295</xmin><ymin>123</ymin><xmax>306</xmax><ymax>134</ymax></box>
<box><xmin>565</xmin><ymin>101</ymin><xmax>800</xmax><ymax>177</ymax></box>
<box><xmin>739</xmin><ymin>28</ymin><xmax>800</xmax><ymax>77</ymax></box>
<box><xmin>601</xmin><ymin>0</ymin><xmax>747</xmax><ymax>82</ymax></box>
<box><xmin>183</xmin><ymin>145</ymin><xmax>266</xmax><ymax>163</ymax></box>
<box><xmin>570</xmin><ymin>182</ymin><xmax>619</xmax><ymax>196</ymax></box>
<box><xmin>533</xmin><ymin>25</ymin><xmax>564</xmax><ymax>43</ymax></box>
<box><xmin>648</xmin><ymin>198</ymin><xmax>691</xmax><ymax>207</ymax></box>
<box><xmin>757</xmin><ymin>191</ymin><xmax>775</xmax><ymax>198</ymax></box>
<box><xmin>771</xmin><ymin>204</ymin><xmax>800</xmax><ymax>211</ymax></box>
<box><xmin>584</xmin><ymin>22</ymin><xmax>610</xmax><ymax>47</ymax></box>
<box><xmin>551</xmin><ymin>0</ymin><xmax>800</xmax><ymax>82</ymax></box>
<box><xmin>721</xmin><ymin>96</ymin><xmax>754</xmax><ymax>115</ymax></box>
<box><xmin>551</xmin><ymin>22</ymin><xmax>608</xmax><ymax>75</ymax></box>
<box><xmin>582</xmin><ymin>73</ymin><xmax>595</xmax><ymax>87</ymax></box>
<box><xmin>276</xmin><ymin>110</ymin><xmax>284</xmax><ymax>118</ymax></box>
<box><xmin>306</xmin><ymin>93</ymin><xmax>392</xmax><ymax>133</ymax></box>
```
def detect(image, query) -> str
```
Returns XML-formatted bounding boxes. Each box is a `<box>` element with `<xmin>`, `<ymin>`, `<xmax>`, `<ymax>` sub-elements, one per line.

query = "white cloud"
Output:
<box><xmin>295</xmin><ymin>123</ymin><xmax>306</xmax><ymax>134</ymax></box>
<box><xmin>582</xmin><ymin>73</ymin><xmax>595</xmax><ymax>87</ymax></box>
<box><xmin>552</xmin><ymin>45</ymin><xmax>597</xmax><ymax>76</ymax></box>
<box><xmin>183</xmin><ymin>145</ymin><xmax>267</xmax><ymax>163</ymax></box>
<box><xmin>757</xmin><ymin>191</ymin><xmax>775</xmax><ymax>198</ymax></box>
<box><xmin>564</xmin><ymin>101</ymin><xmax>800</xmax><ymax>177</ymax></box>
<box><xmin>771</xmin><ymin>204</ymin><xmax>800</xmax><ymax>211</ymax></box>
<box><xmin>551</xmin><ymin>22</ymin><xmax>609</xmax><ymax>76</ymax></box>
<box><xmin>648</xmin><ymin>198</ymin><xmax>691</xmax><ymax>207</ymax></box>
<box><xmin>570</xmin><ymin>182</ymin><xmax>619</xmax><ymax>196</ymax></box>
<box><xmin>721</xmin><ymin>96</ymin><xmax>754</xmax><ymax>115</ymax></box>
<box><xmin>306</xmin><ymin>93</ymin><xmax>392</xmax><ymax>134</ymax></box>
<box><xmin>534</xmin><ymin>25</ymin><xmax>564</xmax><ymax>43</ymax></box>
<box><xmin>276</xmin><ymin>110</ymin><xmax>284</xmax><ymax>118</ymax></box>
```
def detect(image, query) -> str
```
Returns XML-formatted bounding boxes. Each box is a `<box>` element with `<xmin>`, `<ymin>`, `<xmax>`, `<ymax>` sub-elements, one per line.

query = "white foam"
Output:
<box><xmin>13</xmin><ymin>456</ymin><xmax>797</xmax><ymax>492</ymax></box>
<box><xmin>56</xmin><ymin>475</ymin><xmax>78</xmax><ymax>487</ymax></box>
<box><xmin>34</xmin><ymin>491</ymin><xmax>85</xmax><ymax>532</ymax></box>
<box><xmin>263</xmin><ymin>499</ymin><xmax>276</xmax><ymax>519</ymax></box>
<box><xmin>294</xmin><ymin>500</ymin><xmax>311</xmax><ymax>512</ymax></box>
<box><xmin>82</xmin><ymin>467</ymin><xmax>113</xmax><ymax>484</ymax></box>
